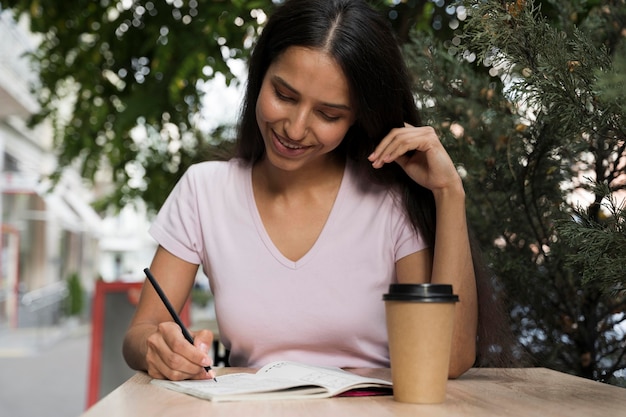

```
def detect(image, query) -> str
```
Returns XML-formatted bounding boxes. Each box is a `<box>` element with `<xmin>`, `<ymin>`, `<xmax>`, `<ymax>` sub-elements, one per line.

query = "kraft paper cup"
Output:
<box><xmin>383</xmin><ymin>283</ymin><xmax>459</xmax><ymax>404</ymax></box>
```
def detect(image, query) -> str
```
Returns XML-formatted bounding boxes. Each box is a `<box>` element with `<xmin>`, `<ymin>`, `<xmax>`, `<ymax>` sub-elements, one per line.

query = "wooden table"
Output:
<box><xmin>80</xmin><ymin>367</ymin><xmax>626</xmax><ymax>417</ymax></box>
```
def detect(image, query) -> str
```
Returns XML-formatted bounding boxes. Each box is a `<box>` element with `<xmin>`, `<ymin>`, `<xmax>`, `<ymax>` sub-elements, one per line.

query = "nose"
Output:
<box><xmin>284</xmin><ymin>106</ymin><xmax>309</xmax><ymax>141</ymax></box>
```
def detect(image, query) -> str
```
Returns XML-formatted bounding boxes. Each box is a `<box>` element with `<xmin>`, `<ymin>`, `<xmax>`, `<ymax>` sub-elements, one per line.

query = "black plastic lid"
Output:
<box><xmin>383</xmin><ymin>283</ymin><xmax>459</xmax><ymax>302</ymax></box>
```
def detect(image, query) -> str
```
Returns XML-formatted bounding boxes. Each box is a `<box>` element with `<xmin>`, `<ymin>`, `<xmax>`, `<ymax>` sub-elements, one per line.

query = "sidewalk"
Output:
<box><xmin>0</xmin><ymin>321</ymin><xmax>92</xmax><ymax>417</ymax></box>
<box><xmin>0</xmin><ymin>303</ymin><xmax>217</xmax><ymax>416</ymax></box>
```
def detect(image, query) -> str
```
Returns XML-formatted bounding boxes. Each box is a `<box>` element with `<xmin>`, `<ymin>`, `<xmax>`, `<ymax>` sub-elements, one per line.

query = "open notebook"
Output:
<box><xmin>151</xmin><ymin>360</ymin><xmax>393</xmax><ymax>402</ymax></box>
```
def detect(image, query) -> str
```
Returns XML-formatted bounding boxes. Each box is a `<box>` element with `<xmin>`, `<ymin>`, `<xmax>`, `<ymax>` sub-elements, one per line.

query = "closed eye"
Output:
<box><xmin>274</xmin><ymin>87</ymin><xmax>294</xmax><ymax>102</ymax></box>
<box><xmin>319</xmin><ymin>112</ymin><xmax>341</xmax><ymax>122</ymax></box>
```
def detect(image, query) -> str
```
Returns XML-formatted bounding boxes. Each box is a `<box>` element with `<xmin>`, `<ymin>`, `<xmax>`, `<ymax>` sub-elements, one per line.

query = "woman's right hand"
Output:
<box><xmin>122</xmin><ymin>246</ymin><xmax>212</xmax><ymax>380</ymax></box>
<box><xmin>144</xmin><ymin>323</ymin><xmax>215</xmax><ymax>381</ymax></box>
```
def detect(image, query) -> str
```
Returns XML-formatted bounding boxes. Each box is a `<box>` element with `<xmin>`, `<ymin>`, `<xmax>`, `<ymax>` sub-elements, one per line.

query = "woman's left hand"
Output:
<box><xmin>368</xmin><ymin>123</ymin><xmax>461</xmax><ymax>193</ymax></box>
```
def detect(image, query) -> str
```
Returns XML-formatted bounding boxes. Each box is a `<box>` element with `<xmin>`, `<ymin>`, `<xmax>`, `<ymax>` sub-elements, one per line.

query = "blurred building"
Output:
<box><xmin>0</xmin><ymin>10</ymin><xmax>102</xmax><ymax>328</ymax></box>
<box><xmin>98</xmin><ymin>203</ymin><xmax>156</xmax><ymax>283</ymax></box>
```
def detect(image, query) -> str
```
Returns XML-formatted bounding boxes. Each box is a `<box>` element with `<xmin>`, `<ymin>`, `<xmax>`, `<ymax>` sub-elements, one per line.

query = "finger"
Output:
<box><xmin>145</xmin><ymin>363</ymin><xmax>165</xmax><ymax>380</ymax></box>
<box><xmin>382</xmin><ymin>131</ymin><xmax>420</xmax><ymax>163</ymax></box>
<box><xmin>166</xmin><ymin>328</ymin><xmax>213</xmax><ymax>371</ymax></box>
<box><xmin>146</xmin><ymin>329</ymin><xmax>200</xmax><ymax>380</ymax></box>
<box><xmin>370</xmin><ymin>128</ymin><xmax>421</xmax><ymax>168</ymax></box>
<box><xmin>368</xmin><ymin>127</ymin><xmax>402</xmax><ymax>162</ymax></box>
<box><xmin>149</xmin><ymin>322</ymin><xmax>210</xmax><ymax>380</ymax></box>
<box><xmin>368</xmin><ymin>123</ymin><xmax>417</xmax><ymax>160</ymax></box>
<box><xmin>192</xmin><ymin>329</ymin><xmax>214</xmax><ymax>367</ymax></box>
<box><xmin>146</xmin><ymin>348</ymin><xmax>195</xmax><ymax>380</ymax></box>
<box><xmin>159</xmin><ymin>347</ymin><xmax>207</xmax><ymax>380</ymax></box>
<box><xmin>191</xmin><ymin>329</ymin><xmax>218</xmax><ymax>379</ymax></box>
<box><xmin>193</xmin><ymin>329</ymin><xmax>215</xmax><ymax>349</ymax></box>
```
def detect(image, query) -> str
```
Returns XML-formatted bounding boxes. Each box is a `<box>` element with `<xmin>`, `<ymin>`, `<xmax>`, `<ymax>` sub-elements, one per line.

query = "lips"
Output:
<box><xmin>272</xmin><ymin>130</ymin><xmax>311</xmax><ymax>156</ymax></box>
<box><xmin>277</xmin><ymin>134</ymin><xmax>304</xmax><ymax>149</ymax></box>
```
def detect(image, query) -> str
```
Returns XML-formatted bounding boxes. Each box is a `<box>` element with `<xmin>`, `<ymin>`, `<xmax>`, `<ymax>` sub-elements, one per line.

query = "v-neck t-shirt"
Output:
<box><xmin>149</xmin><ymin>158</ymin><xmax>427</xmax><ymax>368</ymax></box>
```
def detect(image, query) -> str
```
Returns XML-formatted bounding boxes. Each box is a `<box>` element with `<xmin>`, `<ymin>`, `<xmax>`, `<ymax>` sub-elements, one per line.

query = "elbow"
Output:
<box><xmin>122</xmin><ymin>333</ymin><xmax>144</xmax><ymax>372</ymax></box>
<box><xmin>121</xmin><ymin>335</ymin><xmax>135</xmax><ymax>370</ymax></box>
<box><xmin>448</xmin><ymin>346</ymin><xmax>476</xmax><ymax>379</ymax></box>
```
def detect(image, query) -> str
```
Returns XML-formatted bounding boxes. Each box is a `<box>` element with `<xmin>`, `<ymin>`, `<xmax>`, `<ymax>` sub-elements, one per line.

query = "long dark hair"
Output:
<box><xmin>235</xmin><ymin>0</ymin><xmax>515</xmax><ymax>367</ymax></box>
<box><xmin>236</xmin><ymin>0</ymin><xmax>436</xmax><ymax>244</ymax></box>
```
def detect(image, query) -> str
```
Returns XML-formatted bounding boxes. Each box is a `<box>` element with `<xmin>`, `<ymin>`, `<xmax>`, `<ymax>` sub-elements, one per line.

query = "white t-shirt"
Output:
<box><xmin>149</xmin><ymin>158</ymin><xmax>427</xmax><ymax>368</ymax></box>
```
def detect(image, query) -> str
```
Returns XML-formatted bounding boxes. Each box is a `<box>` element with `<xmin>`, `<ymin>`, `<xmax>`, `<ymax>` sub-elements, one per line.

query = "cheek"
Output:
<box><xmin>318</xmin><ymin>123</ymin><xmax>352</xmax><ymax>147</ymax></box>
<box><xmin>256</xmin><ymin>87</ymin><xmax>280</xmax><ymax>126</ymax></box>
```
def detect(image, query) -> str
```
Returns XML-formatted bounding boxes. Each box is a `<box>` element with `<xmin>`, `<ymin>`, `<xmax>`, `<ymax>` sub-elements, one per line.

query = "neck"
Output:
<box><xmin>253</xmin><ymin>154</ymin><xmax>345</xmax><ymax>195</ymax></box>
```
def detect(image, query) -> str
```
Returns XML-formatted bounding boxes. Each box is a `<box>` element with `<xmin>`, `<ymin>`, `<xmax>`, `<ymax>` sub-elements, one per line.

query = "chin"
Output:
<box><xmin>264</xmin><ymin>153</ymin><xmax>308</xmax><ymax>172</ymax></box>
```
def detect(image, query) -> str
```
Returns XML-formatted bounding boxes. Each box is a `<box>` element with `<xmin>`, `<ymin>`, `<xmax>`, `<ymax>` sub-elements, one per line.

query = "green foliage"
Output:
<box><xmin>407</xmin><ymin>0</ymin><xmax>625</xmax><ymax>384</ymax></box>
<box><xmin>558</xmin><ymin>182</ymin><xmax>626</xmax><ymax>293</ymax></box>
<box><xmin>1</xmin><ymin>0</ymin><xmax>277</xmax><ymax>213</ymax></box>
<box><xmin>403</xmin><ymin>0</ymin><xmax>625</xmax><ymax>385</ymax></box>
<box><xmin>595</xmin><ymin>40</ymin><xmax>626</xmax><ymax>114</ymax></box>
<box><xmin>64</xmin><ymin>272</ymin><xmax>84</xmax><ymax>317</ymax></box>
<box><xmin>0</xmin><ymin>0</ymin><xmax>457</xmax><ymax>214</ymax></box>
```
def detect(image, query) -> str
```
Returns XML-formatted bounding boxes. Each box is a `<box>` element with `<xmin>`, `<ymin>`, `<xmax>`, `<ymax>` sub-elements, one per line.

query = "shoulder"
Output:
<box><xmin>185</xmin><ymin>158</ymin><xmax>249</xmax><ymax>177</ymax></box>
<box><xmin>159</xmin><ymin>159</ymin><xmax>251</xmax><ymax>217</ymax></box>
<box><xmin>180</xmin><ymin>158</ymin><xmax>250</xmax><ymax>187</ymax></box>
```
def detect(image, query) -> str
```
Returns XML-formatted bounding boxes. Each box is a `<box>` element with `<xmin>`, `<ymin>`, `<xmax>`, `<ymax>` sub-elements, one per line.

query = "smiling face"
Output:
<box><xmin>255</xmin><ymin>46</ymin><xmax>356</xmax><ymax>172</ymax></box>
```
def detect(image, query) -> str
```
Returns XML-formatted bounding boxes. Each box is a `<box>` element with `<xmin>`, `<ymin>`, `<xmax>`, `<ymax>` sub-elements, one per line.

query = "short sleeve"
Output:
<box><xmin>149</xmin><ymin>166</ymin><xmax>204</xmax><ymax>265</ymax></box>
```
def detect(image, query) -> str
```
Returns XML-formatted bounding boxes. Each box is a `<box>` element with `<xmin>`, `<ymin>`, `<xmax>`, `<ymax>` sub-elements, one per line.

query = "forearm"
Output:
<box><xmin>122</xmin><ymin>248</ymin><xmax>203</xmax><ymax>377</ymax></box>
<box><xmin>431</xmin><ymin>183</ymin><xmax>478</xmax><ymax>377</ymax></box>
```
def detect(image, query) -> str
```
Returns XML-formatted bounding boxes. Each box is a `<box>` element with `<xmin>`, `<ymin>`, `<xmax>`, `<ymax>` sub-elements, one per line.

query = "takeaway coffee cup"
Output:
<box><xmin>383</xmin><ymin>283</ymin><xmax>459</xmax><ymax>404</ymax></box>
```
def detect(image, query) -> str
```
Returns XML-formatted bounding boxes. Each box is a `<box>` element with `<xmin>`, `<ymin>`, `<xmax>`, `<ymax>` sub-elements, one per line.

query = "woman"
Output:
<box><xmin>123</xmin><ymin>0</ymin><xmax>479</xmax><ymax>381</ymax></box>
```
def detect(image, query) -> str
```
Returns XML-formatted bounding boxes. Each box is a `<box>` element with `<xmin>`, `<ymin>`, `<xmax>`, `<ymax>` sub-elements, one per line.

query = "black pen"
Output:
<box><xmin>143</xmin><ymin>267</ymin><xmax>217</xmax><ymax>381</ymax></box>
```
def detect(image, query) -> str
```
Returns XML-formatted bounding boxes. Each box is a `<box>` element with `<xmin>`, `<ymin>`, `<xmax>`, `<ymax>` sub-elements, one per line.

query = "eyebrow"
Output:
<box><xmin>272</xmin><ymin>76</ymin><xmax>353</xmax><ymax>111</ymax></box>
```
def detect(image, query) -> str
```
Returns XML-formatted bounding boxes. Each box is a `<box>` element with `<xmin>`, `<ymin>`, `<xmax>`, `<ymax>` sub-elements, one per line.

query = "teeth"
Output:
<box><xmin>277</xmin><ymin>135</ymin><xmax>304</xmax><ymax>149</ymax></box>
